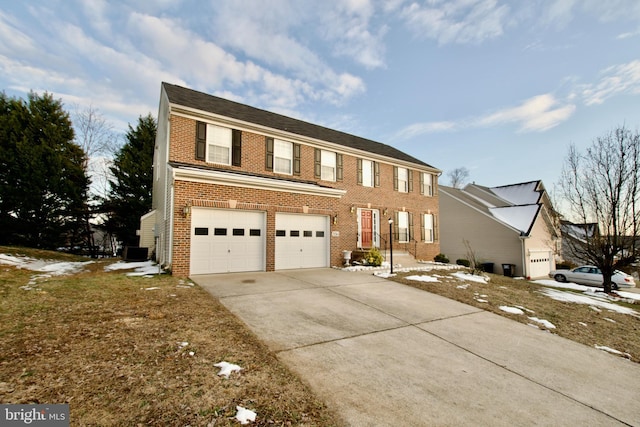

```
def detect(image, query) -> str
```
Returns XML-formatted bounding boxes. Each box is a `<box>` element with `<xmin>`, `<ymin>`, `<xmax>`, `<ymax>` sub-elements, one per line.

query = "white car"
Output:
<box><xmin>549</xmin><ymin>265</ymin><xmax>636</xmax><ymax>289</ymax></box>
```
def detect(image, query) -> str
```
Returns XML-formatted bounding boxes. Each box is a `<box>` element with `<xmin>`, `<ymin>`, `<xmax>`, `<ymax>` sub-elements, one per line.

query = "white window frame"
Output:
<box><xmin>206</xmin><ymin>124</ymin><xmax>232</xmax><ymax>165</ymax></box>
<box><xmin>397</xmin><ymin>167</ymin><xmax>408</xmax><ymax>193</ymax></box>
<box><xmin>362</xmin><ymin>159</ymin><xmax>374</xmax><ymax>187</ymax></box>
<box><xmin>274</xmin><ymin>139</ymin><xmax>293</xmax><ymax>175</ymax></box>
<box><xmin>398</xmin><ymin>211</ymin><xmax>409</xmax><ymax>243</ymax></box>
<box><xmin>321</xmin><ymin>150</ymin><xmax>336</xmax><ymax>181</ymax></box>
<box><xmin>424</xmin><ymin>213</ymin><xmax>434</xmax><ymax>243</ymax></box>
<box><xmin>422</xmin><ymin>173</ymin><xmax>433</xmax><ymax>196</ymax></box>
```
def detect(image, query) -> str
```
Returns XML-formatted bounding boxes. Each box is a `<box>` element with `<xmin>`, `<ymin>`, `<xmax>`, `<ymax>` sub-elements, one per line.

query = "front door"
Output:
<box><xmin>361</xmin><ymin>210</ymin><xmax>373</xmax><ymax>248</ymax></box>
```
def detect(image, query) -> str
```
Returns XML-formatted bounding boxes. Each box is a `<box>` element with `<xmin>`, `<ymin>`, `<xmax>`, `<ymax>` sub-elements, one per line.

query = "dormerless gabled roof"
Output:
<box><xmin>162</xmin><ymin>82</ymin><xmax>435</xmax><ymax>169</ymax></box>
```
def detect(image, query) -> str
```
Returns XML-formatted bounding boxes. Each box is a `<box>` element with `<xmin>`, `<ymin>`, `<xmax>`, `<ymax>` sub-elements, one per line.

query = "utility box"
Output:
<box><xmin>123</xmin><ymin>246</ymin><xmax>149</xmax><ymax>262</ymax></box>
<box><xmin>502</xmin><ymin>263</ymin><xmax>516</xmax><ymax>277</ymax></box>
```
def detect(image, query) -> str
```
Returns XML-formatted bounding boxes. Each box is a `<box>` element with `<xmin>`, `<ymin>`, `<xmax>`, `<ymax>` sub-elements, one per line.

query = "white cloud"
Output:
<box><xmin>400</xmin><ymin>0</ymin><xmax>510</xmax><ymax>44</ymax></box>
<box><xmin>127</xmin><ymin>13</ymin><xmax>365</xmax><ymax>108</ymax></box>
<box><xmin>319</xmin><ymin>0</ymin><xmax>388</xmax><ymax>69</ymax></box>
<box><xmin>476</xmin><ymin>94</ymin><xmax>576</xmax><ymax>132</ymax></box>
<box><xmin>580</xmin><ymin>60</ymin><xmax>640</xmax><ymax>105</ymax></box>
<box><xmin>395</xmin><ymin>121</ymin><xmax>457</xmax><ymax>139</ymax></box>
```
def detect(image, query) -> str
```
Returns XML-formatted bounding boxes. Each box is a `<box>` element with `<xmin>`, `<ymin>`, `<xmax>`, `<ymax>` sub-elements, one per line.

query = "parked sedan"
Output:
<box><xmin>549</xmin><ymin>265</ymin><xmax>636</xmax><ymax>289</ymax></box>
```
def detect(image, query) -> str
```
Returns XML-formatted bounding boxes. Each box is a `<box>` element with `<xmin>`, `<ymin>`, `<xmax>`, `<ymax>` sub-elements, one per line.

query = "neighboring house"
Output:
<box><xmin>560</xmin><ymin>220</ymin><xmax>598</xmax><ymax>266</ymax></box>
<box><xmin>439</xmin><ymin>181</ymin><xmax>560</xmax><ymax>279</ymax></box>
<box><xmin>140</xmin><ymin>83</ymin><xmax>441</xmax><ymax>276</ymax></box>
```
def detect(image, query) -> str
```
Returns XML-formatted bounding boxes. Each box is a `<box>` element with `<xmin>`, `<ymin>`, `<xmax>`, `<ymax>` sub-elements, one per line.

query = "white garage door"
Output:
<box><xmin>190</xmin><ymin>208</ymin><xmax>265</xmax><ymax>275</ymax></box>
<box><xmin>528</xmin><ymin>250</ymin><xmax>552</xmax><ymax>279</ymax></box>
<box><xmin>275</xmin><ymin>213</ymin><xmax>329</xmax><ymax>270</ymax></box>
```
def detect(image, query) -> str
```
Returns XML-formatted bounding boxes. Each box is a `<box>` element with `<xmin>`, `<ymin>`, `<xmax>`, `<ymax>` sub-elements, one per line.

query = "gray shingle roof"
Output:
<box><xmin>163</xmin><ymin>82</ymin><xmax>434</xmax><ymax>169</ymax></box>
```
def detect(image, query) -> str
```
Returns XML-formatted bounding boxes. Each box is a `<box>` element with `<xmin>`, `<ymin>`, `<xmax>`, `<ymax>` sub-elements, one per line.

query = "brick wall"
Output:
<box><xmin>167</xmin><ymin>114</ymin><xmax>440</xmax><ymax>276</ymax></box>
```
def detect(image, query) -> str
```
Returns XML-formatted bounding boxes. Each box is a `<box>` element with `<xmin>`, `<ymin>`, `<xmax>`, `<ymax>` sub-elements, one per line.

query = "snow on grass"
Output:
<box><xmin>451</xmin><ymin>271</ymin><xmax>489</xmax><ymax>283</ymax></box>
<box><xmin>405</xmin><ymin>275</ymin><xmax>440</xmax><ymax>283</ymax></box>
<box><xmin>528</xmin><ymin>317</ymin><xmax>556</xmax><ymax>329</ymax></box>
<box><xmin>105</xmin><ymin>260</ymin><xmax>164</xmax><ymax>276</ymax></box>
<box><xmin>615</xmin><ymin>290</ymin><xmax>640</xmax><ymax>301</ymax></box>
<box><xmin>214</xmin><ymin>361</ymin><xmax>243</xmax><ymax>379</ymax></box>
<box><xmin>235</xmin><ymin>406</ymin><xmax>256</xmax><ymax>424</ymax></box>
<box><xmin>499</xmin><ymin>306</ymin><xmax>524</xmax><ymax>315</ymax></box>
<box><xmin>539</xmin><ymin>288</ymin><xmax>638</xmax><ymax>316</ymax></box>
<box><xmin>594</xmin><ymin>345</ymin><xmax>632</xmax><ymax>360</ymax></box>
<box><xmin>532</xmin><ymin>279</ymin><xmax>589</xmax><ymax>291</ymax></box>
<box><xmin>1</xmin><ymin>253</ymin><xmax>93</xmax><ymax>290</ymax></box>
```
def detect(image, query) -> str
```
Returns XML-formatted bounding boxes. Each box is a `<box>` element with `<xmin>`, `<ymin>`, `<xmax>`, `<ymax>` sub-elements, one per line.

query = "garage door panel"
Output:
<box><xmin>190</xmin><ymin>209</ymin><xmax>265</xmax><ymax>274</ymax></box>
<box><xmin>275</xmin><ymin>214</ymin><xmax>329</xmax><ymax>270</ymax></box>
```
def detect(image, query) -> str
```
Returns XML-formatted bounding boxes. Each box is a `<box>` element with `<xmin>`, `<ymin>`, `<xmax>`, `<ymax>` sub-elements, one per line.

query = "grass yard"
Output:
<box><xmin>390</xmin><ymin>269</ymin><xmax>640</xmax><ymax>363</ymax></box>
<box><xmin>0</xmin><ymin>247</ymin><xmax>344</xmax><ymax>426</ymax></box>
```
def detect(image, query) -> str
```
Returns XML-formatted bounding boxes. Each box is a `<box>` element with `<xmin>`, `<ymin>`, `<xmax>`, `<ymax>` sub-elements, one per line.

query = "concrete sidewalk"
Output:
<box><xmin>193</xmin><ymin>268</ymin><xmax>640</xmax><ymax>426</ymax></box>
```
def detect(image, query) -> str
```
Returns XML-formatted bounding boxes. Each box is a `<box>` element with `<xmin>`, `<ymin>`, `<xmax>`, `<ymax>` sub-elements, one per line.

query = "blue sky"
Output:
<box><xmin>1</xmin><ymin>0</ymin><xmax>639</xmax><ymax>192</ymax></box>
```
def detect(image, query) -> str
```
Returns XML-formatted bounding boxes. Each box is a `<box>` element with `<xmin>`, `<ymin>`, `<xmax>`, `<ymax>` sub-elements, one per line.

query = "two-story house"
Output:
<box><xmin>141</xmin><ymin>83</ymin><xmax>440</xmax><ymax>276</ymax></box>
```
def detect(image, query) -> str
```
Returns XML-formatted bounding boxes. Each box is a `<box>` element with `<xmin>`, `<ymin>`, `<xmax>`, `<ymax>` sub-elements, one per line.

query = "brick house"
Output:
<box><xmin>141</xmin><ymin>83</ymin><xmax>441</xmax><ymax>276</ymax></box>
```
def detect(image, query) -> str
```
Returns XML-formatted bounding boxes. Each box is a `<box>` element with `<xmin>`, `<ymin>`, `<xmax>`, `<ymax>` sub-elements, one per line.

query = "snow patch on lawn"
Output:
<box><xmin>214</xmin><ymin>361</ymin><xmax>243</xmax><ymax>379</ymax></box>
<box><xmin>405</xmin><ymin>275</ymin><xmax>440</xmax><ymax>283</ymax></box>
<box><xmin>499</xmin><ymin>306</ymin><xmax>524</xmax><ymax>315</ymax></box>
<box><xmin>235</xmin><ymin>406</ymin><xmax>256</xmax><ymax>424</ymax></box>
<box><xmin>451</xmin><ymin>272</ymin><xmax>489</xmax><ymax>283</ymax></box>
<box><xmin>105</xmin><ymin>260</ymin><xmax>164</xmax><ymax>276</ymax></box>
<box><xmin>595</xmin><ymin>345</ymin><xmax>632</xmax><ymax>360</ymax></box>
<box><xmin>1</xmin><ymin>253</ymin><xmax>93</xmax><ymax>289</ymax></box>
<box><xmin>539</xmin><ymin>288</ymin><xmax>637</xmax><ymax>316</ymax></box>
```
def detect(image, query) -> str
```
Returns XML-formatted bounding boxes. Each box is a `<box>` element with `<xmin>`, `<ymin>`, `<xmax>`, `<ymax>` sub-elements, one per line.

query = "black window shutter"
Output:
<box><xmin>357</xmin><ymin>159</ymin><xmax>363</xmax><ymax>185</ymax></box>
<box><xmin>374</xmin><ymin>162</ymin><xmax>380</xmax><ymax>187</ymax></box>
<box><xmin>393</xmin><ymin>166</ymin><xmax>398</xmax><ymax>191</ymax></box>
<box><xmin>393</xmin><ymin>211</ymin><xmax>399</xmax><ymax>240</ymax></box>
<box><xmin>421</xmin><ymin>214</ymin><xmax>426</xmax><ymax>241</ymax></box>
<box><xmin>265</xmin><ymin>137</ymin><xmax>274</xmax><ymax>171</ymax></box>
<box><xmin>336</xmin><ymin>153</ymin><xmax>343</xmax><ymax>181</ymax></box>
<box><xmin>293</xmin><ymin>143</ymin><xmax>301</xmax><ymax>175</ymax></box>
<box><xmin>196</xmin><ymin>121</ymin><xmax>206</xmax><ymax>160</ymax></box>
<box><xmin>232</xmin><ymin>129</ymin><xmax>242</xmax><ymax>166</ymax></box>
<box><xmin>314</xmin><ymin>148</ymin><xmax>321</xmax><ymax>178</ymax></box>
<box><xmin>419</xmin><ymin>172</ymin><xmax>424</xmax><ymax>195</ymax></box>
<box><xmin>408</xmin><ymin>212</ymin><xmax>414</xmax><ymax>241</ymax></box>
<box><xmin>408</xmin><ymin>170</ymin><xmax>414</xmax><ymax>192</ymax></box>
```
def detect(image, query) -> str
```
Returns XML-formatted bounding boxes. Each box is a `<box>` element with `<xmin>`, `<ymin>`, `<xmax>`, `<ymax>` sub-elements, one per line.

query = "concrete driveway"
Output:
<box><xmin>193</xmin><ymin>268</ymin><xmax>640</xmax><ymax>426</ymax></box>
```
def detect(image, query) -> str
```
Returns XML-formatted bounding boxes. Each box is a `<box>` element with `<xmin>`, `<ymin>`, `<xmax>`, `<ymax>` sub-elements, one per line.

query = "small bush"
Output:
<box><xmin>434</xmin><ymin>253</ymin><xmax>449</xmax><ymax>263</ymax></box>
<box><xmin>364</xmin><ymin>247</ymin><xmax>383</xmax><ymax>266</ymax></box>
<box><xmin>456</xmin><ymin>259</ymin><xmax>470</xmax><ymax>267</ymax></box>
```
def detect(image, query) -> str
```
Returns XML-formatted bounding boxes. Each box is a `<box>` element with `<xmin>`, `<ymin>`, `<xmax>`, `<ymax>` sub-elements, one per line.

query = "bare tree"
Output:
<box><xmin>72</xmin><ymin>105</ymin><xmax>119</xmax><ymax>257</ymax></box>
<box><xmin>558</xmin><ymin>126</ymin><xmax>640</xmax><ymax>293</ymax></box>
<box><xmin>73</xmin><ymin>105</ymin><xmax>119</xmax><ymax>199</ymax></box>
<box><xmin>448</xmin><ymin>167</ymin><xmax>470</xmax><ymax>189</ymax></box>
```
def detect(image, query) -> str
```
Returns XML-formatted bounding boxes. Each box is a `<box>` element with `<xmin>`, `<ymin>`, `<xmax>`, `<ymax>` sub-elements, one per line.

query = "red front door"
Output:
<box><xmin>361</xmin><ymin>210</ymin><xmax>373</xmax><ymax>248</ymax></box>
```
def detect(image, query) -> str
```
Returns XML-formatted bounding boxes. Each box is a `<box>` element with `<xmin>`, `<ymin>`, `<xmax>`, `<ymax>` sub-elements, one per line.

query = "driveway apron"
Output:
<box><xmin>193</xmin><ymin>268</ymin><xmax>640</xmax><ymax>426</ymax></box>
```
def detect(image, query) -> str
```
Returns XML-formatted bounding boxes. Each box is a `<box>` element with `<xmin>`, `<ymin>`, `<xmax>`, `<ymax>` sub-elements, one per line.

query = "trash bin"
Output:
<box><xmin>502</xmin><ymin>263</ymin><xmax>516</xmax><ymax>277</ymax></box>
<box><xmin>480</xmin><ymin>262</ymin><xmax>494</xmax><ymax>273</ymax></box>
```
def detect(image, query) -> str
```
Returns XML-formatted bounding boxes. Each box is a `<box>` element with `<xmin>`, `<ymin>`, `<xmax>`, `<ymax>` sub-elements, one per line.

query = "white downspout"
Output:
<box><xmin>519</xmin><ymin>232</ymin><xmax>529</xmax><ymax>279</ymax></box>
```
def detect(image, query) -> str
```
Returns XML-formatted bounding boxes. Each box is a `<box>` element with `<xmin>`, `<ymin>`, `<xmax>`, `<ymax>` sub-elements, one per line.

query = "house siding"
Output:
<box><xmin>439</xmin><ymin>190</ymin><xmax>523</xmax><ymax>275</ymax></box>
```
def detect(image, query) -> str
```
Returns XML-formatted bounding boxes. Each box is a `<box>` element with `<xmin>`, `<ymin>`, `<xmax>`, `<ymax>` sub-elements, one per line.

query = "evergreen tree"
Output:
<box><xmin>0</xmin><ymin>91</ymin><xmax>88</xmax><ymax>248</ymax></box>
<box><xmin>104</xmin><ymin>114</ymin><xmax>156</xmax><ymax>246</ymax></box>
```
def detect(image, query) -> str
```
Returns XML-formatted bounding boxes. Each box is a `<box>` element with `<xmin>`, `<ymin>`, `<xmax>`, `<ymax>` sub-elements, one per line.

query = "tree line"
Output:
<box><xmin>0</xmin><ymin>90</ymin><xmax>156</xmax><ymax>255</ymax></box>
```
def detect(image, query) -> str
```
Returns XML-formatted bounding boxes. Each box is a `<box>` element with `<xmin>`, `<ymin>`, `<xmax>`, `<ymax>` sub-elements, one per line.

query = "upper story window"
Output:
<box><xmin>314</xmin><ymin>148</ymin><xmax>342</xmax><ymax>181</ymax></box>
<box><xmin>274</xmin><ymin>139</ymin><xmax>293</xmax><ymax>174</ymax></box>
<box><xmin>321</xmin><ymin>150</ymin><xmax>336</xmax><ymax>181</ymax></box>
<box><xmin>207</xmin><ymin>124</ymin><xmax>232</xmax><ymax>164</ymax></box>
<box><xmin>421</xmin><ymin>173</ymin><xmax>433</xmax><ymax>196</ymax></box>
<box><xmin>359</xmin><ymin>159</ymin><xmax>382</xmax><ymax>187</ymax></box>
<box><xmin>266</xmin><ymin>137</ymin><xmax>300</xmax><ymax>175</ymax></box>
<box><xmin>195</xmin><ymin>121</ymin><xmax>241</xmax><ymax>166</ymax></box>
<box><xmin>394</xmin><ymin>167</ymin><xmax>412</xmax><ymax>193</ymax></box>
